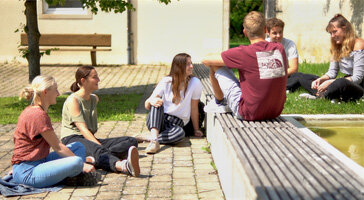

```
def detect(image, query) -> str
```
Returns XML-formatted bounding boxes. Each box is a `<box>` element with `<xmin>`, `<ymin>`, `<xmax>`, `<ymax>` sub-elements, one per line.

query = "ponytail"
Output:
<box><xmin>19</xmin><ymin>87</ymin><xmax>34</xmax><ymax>101</ymax></box>
<box><xmin>70</xmin><ymin>66</ymin><xmax>94</xmax><ymax>92</ymax></box>
<box><xmin>70</xmin><ymin>81</ymin><xmax>80</xmax><ymax>92</ymax></box>
<box><xmin>19</xmin><ymin>75</ymin><xmax>56</xmax><ymax>104</ymax></box>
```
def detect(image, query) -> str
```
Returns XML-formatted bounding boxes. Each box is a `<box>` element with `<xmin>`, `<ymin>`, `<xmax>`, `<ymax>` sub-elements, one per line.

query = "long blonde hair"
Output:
<box><xmin>326</xmin><ymin>14</ymin><xmax>357</xmax><ymax>61</ymax></box>
<box><xmin>169</xmin><ymin>53</ymin><xmax>192</xmax><ymax>104</ymax></box>
<box><xmin>19</xmin><ymin>75</ymin><xmax>56</xmax><ymax>104</ymax></box>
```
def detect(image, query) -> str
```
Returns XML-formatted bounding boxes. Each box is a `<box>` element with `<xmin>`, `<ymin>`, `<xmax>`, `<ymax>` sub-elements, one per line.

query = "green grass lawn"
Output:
<box><xmin>0</xmin><ymin>93</ymin><xmax>143</xmax><ymax>125</ymax></box>
<box><xmin>233</xmin><ymin>62</ymin><xmax>364</xmax><ymax>114</ymax></box>
<box><xmin>230</xmin><ymin>36</ymin><xmax>250</xmax><ymax>48</ymax></box>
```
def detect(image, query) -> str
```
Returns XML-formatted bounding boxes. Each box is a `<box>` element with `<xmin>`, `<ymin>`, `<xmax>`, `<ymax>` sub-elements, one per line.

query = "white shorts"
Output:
<box><xmin>215</xmin><ymin>66</ymin><xmax>242</xmax><ymax>119</ymax></box>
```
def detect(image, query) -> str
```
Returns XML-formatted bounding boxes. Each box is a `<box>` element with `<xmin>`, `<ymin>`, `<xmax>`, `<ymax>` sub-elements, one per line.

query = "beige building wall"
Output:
<box><xmin>0</xmin><ymin>0</ymin><xmax>26</xmax><ymax>63</ymax></box>
<box><xmin>131</xmin><ymin>0</ymin><xmax>225</xmax><ymax>64</ymax></box>
<box><xmin>0</xmin><ymin>0</ymin><xmax>127</xmax><ymax>65</ymax></box>
<box><xmin>1</xmin><ymin>0</ymin><xmax>226</xmax><ymax>65</ymax></box>
<box><xmin>276</xmin><ymin>0</ymin><xmax>364</xmax><ymax>63</ymax></box>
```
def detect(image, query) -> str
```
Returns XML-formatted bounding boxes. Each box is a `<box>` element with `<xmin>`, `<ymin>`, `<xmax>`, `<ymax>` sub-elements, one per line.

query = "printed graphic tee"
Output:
<box><xmin>221</xmin><ymin>41</ymin><xmax>288</xmax><ymax>120</ymax></box>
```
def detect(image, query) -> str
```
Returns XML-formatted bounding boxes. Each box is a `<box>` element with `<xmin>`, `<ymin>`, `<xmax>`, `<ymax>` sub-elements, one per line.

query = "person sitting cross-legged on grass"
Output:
<box><xmin>60</xmin><ymin>66</ymin><xmax>140</xmax><ymax>177</ymax></box>
<box><xmin>12</xmin><ymin>75</ymin><xmax>98</xmax><ymax>188</ymax></box>
<box><xmin>202</xmin><ymin>11</ymin><xmax>288</xmax><ymax>121</ymax></box>
<box><xmin>144</xmin><ymin>53</ymin><xmax>203</xmax><ymax>154</ymax></box>
<box><xmin>287</xmin><ymin>14</ymin><xmax>364</xmax><ymax>102</ymax></box>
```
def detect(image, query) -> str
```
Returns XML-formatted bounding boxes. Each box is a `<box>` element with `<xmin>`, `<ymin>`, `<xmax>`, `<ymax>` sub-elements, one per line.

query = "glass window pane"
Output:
<box><xmin>48</xmin><ymin>0</ymin><xmax>82</xmax><ymax>8</ymax></box>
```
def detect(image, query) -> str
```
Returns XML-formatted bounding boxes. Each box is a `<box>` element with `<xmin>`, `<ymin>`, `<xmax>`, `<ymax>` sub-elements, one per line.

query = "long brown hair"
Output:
<box><xmin>70</xmin><ymin>66</ymin><xmax>95</xmax><ymax>92</ymax></box>
<box><xmin>326</xmin><ymin>14</ymin><xmax>356</xmax><ymax>61</ymax></box>
<box><xmin>169</xmin><ymin>53</ymin><xmax>192</xmax><ymax>104</ymax></box>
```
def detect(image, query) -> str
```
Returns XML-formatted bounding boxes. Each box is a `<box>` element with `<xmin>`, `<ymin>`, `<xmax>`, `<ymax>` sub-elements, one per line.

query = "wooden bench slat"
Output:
<box><xmin>258</xmin><ymin>127</ymin><xmax>318</xmax><ymax>199</ymax></box>
<box><xmin>220</xmin><ymin>113</ymin><xmax>234</xmax><ymax>129</ymax></box>
<box><xmin>277</xmin><ymin>116</ymin><xmax>296</xmax><ymax>128</ymax></box>
<box><xmin>246</xmin><ymin>127</ymin><xmax>298</xmax><ymax>200</ymax></box>
<box><xmin>286</xmin><ymin>127</ymin><xmax>364</xmax><ymax>197</ymax></box>
<box><xmin>268</xmin><ymin>128</ymin><xmax>330</xmax><ymax>199</ymax></box>
<box><xmin>21</xmin><ymin>33</ymin><xmax>111</xmax><ymax>46</ymax></box>
<box><xmin>19</xmin><ymin>47</ymin><xmax>112</xmax><ymax>52</ymax></box>
<box><xmin>286</xmin><ymin>127</ymin><xmax>362</xmax><ymax>192</ymax></box>
<box><xmin>228</xmin><ymin>128</ymin><xmax>272</xmax><ymax>199</ymax></box>
<box><xmin>272</xmin><ymin>118</ymin><xmax>290</xmax><ymax>128</ymax></box>
<box><xmin>233</xmin><ymin>127</ymin><xmax>285</xmax><ymax>200</ymax></box>
<box><xmin>226</xmin><ymin>113</ymin><xmax>240</xmax><ymax>128</ymax></box>
<box><xmin>259</xmin><ymin>127</ymin><xmax>313</xmax><ymax>200</ymax></box>
<box><xmin>277</xmin><ymin>128</ymin><xmax>352</xmax><ymax>199</ymax></box>
<box><xmin>271</xmin><ymin>128</ymin><xmax>339</xmax><ymax>200</ymax></box>
<box><xmin>288</xmin><ymin>127</ymin><xmax>363</xmax><ymax>188</ymax></box>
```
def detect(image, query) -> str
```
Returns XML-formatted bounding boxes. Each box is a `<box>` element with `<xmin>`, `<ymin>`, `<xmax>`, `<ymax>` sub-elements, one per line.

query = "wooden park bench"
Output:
<box><xmin>193</xmin><ymin>63</ymin><xmax>364</xmax><ymax>200</ymax></box>
<box><xmin>20</xmin><ymin>33</ymin><xmax>111</xmax><ymax>66</ymax></box>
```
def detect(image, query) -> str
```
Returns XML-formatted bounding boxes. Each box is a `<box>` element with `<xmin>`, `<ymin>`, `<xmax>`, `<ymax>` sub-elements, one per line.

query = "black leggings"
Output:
<box><xmin>287</xmin><ymin>72</ymin><xmax>364</xmax><ymax>101</ymax></box>
<box><xmin>62</xmin><ymin>135</ymin><xmax>138</xmax><ymax>172</ymax></box>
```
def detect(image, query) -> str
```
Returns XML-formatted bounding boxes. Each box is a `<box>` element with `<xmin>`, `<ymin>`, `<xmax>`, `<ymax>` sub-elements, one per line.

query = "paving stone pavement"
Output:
<box><xmin>0</xmin><ymin>63</ymin><xmax>225</xmax><ymax>200</ymax></box>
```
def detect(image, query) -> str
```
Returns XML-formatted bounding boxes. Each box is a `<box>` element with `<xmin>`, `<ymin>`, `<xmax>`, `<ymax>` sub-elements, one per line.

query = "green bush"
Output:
<box><xmin>230</xmin><ymin>0</ymin><xmax>263</xmax><ymax>43</ymax></box>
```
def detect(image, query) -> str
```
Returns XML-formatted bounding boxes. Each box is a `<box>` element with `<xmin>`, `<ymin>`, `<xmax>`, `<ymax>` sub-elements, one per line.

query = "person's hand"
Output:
<box><xmin>194</xmin><ymin>129</ymin><xmax>203</xmax><ymax>137</ymax></box>
<box><xmin>149</xmin><ymin>97</ymin><xmax>163</xmax><ymax>107</ymax></box>
<box><xmin>316</xmin><ymin>79</ymin><xmax>334</xmax><ymax>93</ymax></box>
<box><xmin>311</xmin><ymin>78</ymin><xmax>321</xmax><ymax>89</ymax></box>
<box><xmin>83</xmin><ymin>163</ymin><xmax>96</xmax><ymax>173</ymax></box>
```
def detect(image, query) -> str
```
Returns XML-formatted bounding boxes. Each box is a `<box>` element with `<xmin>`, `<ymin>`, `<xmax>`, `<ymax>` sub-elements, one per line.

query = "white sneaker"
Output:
<box><xmin>299</xmin><ymin>93</ymin><xmax>317</xmax><ymax>100</ymax></box>
<box><xmin>204</xmin><ymin>99</ymin><xmax>231</xmax><ymax>113</ymax></box>
<box><xmin>331</xmin><ymin>99</ymin><xmax>338</xmax><ymax>104</ymax></box>
<box><xmin>146</xmin><ymin>140</ymin><xmax>160</xmax><ymax>154</ymax></box>
<box><xmin>127</xmin><ymin>146</ymin><xmax>140</xmax><ymax>177</ymax></box>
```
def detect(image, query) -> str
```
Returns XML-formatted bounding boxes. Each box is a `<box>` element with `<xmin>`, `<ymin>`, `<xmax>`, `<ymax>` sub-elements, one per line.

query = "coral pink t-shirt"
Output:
<box><xmin>221</xmin><ymin>41</ymin><xmax>288</xmax><ymax>120</ymax></box>
<box><xmin>11</xmin><ymin>106</ymin><xmax>53</xmax><ymax>165</ymax></box>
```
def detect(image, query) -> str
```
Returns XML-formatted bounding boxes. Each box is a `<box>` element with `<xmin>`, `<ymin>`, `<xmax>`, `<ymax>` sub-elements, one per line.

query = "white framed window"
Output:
<box><xmin>39</xmin><ymin>0</ymin><xmax>92</xmax><ymax>19</ymax></box>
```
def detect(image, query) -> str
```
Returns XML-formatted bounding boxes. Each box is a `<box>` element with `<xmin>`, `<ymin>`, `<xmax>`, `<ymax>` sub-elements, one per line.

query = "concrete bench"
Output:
<box><xmin>193</xmin><ymin>63</ymin><xmax>364</xmax><ymax>200</ymax></box>
<box><xmin>20</xmin><ymin>33</ymin><xmax>111</xmax><ymax>66</ymax></box>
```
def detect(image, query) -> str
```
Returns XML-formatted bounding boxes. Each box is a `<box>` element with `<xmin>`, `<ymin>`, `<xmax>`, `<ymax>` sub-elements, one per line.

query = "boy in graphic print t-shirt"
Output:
<box><xmin>203</xmin><ymin>11</ymin><xmax>288</xmax><ymax>121</ymax></box>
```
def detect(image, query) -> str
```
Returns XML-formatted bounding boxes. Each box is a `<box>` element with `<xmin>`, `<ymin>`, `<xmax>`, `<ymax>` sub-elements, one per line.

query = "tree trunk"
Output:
<box><xmin>25</xmin><ymin>0</ymin><xmax>41</xmax><ymax>83</ymax></box>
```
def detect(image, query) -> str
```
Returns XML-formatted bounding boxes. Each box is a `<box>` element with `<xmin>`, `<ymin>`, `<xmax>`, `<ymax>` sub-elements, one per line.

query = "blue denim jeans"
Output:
<box><xmin>12</xmin><ymin>142</ymin><xmax>86</xmax><ymax>188</ymax></box>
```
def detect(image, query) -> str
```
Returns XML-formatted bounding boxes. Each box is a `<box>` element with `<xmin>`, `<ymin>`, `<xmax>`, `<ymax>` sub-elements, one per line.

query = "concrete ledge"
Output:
<box><xmin>282</xmin><ymin>114</ymin><xmax>364</xmax><ymax>120</ymax></box>
<box><xmin>207</xmin><ymin>113</ymin><xmax>364</xmax><ymax>199</ymax></box>
<box><xmin>206</xmin><ymin>112</ymin><xmax>257</xmax><ymax>200</ymax></box>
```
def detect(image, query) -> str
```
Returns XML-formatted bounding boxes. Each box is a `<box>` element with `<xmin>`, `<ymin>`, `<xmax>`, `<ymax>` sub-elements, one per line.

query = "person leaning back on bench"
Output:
<box><xmin>203</xmin><ymin>11</ymin><xmax>288</xmax><ymax>121</ymax></box>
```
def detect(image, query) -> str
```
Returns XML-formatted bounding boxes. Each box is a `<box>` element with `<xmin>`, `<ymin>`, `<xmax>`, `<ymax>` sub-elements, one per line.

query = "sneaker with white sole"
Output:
<box><xmin>145</xmin><ymin>140</ymin><xmax>160</xmax><ymax>154</ymax></box>
<box><xmin>126</xmin><ymin>146</ymin><xmax>140</xmax><ymax>177</ymax></box>
<box><xmin>331</xmin><ymin>99</ymin><xmax>339</xmax><ymax>104</ymax></box>
<box><xmin>299</xmin><ymin>93</ymin><xmax>317</xmax><ymax>100</ymax></box>
<box><xmin>204</xmin><ymin>99</ymin><xmax>231</xmax><ymax>113</ymax></box>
